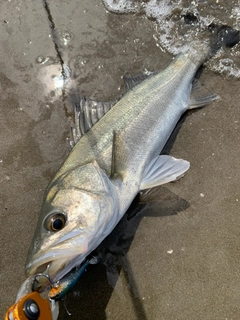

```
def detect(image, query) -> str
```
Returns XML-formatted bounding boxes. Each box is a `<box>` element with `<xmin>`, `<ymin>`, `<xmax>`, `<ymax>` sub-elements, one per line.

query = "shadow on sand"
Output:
<box><xmin>58</xmin><ymin>185</ymin><xmax>189</xmax><ymax>319</ymax></box>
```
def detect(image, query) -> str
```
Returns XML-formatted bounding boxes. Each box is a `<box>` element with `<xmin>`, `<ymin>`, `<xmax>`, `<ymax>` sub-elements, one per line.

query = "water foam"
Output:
<box><xmin>103</xmin><ymin>0</ymin><xmax>240</xmax><ymax>78</ymax></box>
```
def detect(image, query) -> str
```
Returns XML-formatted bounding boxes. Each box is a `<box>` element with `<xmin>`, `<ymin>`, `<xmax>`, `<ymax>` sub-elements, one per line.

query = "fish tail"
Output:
<box><xmin>185</xmin><ymin>24</ymin><xmax>240</xmax><ymax>67</ymax></box>
<box><xmin>208</xmin><ymin>24</ymin><xmax>240</xmax><ymax>56</ymax></box>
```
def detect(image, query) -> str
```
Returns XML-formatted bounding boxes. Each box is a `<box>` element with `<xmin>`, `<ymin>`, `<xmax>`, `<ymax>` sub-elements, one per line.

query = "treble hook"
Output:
<box><xmin>32</xmin><ymin>264</ymin><xmax>59</xmax><ymax>290</ymax></box>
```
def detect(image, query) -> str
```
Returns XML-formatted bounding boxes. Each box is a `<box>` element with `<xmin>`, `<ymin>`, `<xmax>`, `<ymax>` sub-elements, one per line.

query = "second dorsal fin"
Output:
<box><xmin>123</xmin><ymin>71</ymin><xmax>157</xmax><ymax>92</ymax></box>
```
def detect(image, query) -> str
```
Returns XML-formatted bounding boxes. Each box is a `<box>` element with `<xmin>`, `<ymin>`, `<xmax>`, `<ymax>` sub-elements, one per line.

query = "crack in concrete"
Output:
<box><xmin>42</xmin><ymin>0</ymin><xmax>71</xmax><ymax>118</ymax></box>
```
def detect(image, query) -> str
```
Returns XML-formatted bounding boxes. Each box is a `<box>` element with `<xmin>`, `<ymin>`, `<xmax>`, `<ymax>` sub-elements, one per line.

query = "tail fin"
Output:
<box><xmin>208</xmin><ymin>23</ymin><xmax>240</xmax><ymax>56</ymax></box>
<box><xmin>187</xmin><ymin>24</ymin><xmax>240</xmax><ymax>66</ymax></box>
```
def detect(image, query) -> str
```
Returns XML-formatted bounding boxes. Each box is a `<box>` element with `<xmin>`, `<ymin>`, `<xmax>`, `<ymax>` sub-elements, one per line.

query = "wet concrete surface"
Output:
<box><xmin>1</xmin><ymin>0</ymin><xmax>240</xmax><ymax>319</ymax></box>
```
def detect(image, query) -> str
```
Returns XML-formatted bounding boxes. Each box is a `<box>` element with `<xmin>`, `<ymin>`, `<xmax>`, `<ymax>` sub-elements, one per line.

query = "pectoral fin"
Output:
<box><xmin>140</xmin><ymin>155</ymin><xmax>190</xmax><ymax>190</ymax></box>
<box><xmin>111</xmin><ymin>131</ymin><xmax>130</xmax><ymax>179</ymax></box>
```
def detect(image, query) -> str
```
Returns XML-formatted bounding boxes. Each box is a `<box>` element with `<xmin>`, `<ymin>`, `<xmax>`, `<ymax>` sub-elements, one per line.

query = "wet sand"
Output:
<box><xmin>1</xmin><ymin>1</ymin><xmax>240</xmax><ymax>319</ymax></box>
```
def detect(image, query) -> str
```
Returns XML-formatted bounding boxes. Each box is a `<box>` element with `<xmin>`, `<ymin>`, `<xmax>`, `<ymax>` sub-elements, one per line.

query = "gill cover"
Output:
<box><xmin>46</xmin><ymin>160</ymin><xmax>113</xmax><ymax>202</ymax></box>
<box><xmin>26</xmin><ymin>161</ymin><xmax>119</xmax><ymax>277</ymax></box>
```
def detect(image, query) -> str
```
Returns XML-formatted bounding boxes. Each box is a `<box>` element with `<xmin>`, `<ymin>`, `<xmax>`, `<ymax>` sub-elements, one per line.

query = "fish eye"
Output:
<box><xmin>45</xmin><ymin>212</ymin><xmax>67</xmax><ymax>232</ymax></box>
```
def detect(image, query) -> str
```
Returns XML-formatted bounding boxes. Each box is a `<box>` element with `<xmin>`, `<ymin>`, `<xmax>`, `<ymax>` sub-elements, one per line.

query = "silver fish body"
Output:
<box><xmin>26</xmin><ymin>42</ymin><xmax>216</xmax><ymax>284</ymax></box>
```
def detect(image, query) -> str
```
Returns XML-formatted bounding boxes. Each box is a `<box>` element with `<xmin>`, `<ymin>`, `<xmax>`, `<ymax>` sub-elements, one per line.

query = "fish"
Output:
<box><xmin>25</xmin><ymin>40</ymin><xmax>217</xmax><ymax>290</ymax></box>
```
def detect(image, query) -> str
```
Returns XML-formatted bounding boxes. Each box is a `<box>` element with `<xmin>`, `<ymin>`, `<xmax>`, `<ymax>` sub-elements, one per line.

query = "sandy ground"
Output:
<box><xmin>1</xmin><ymin>1</ymin><xmax>240</xmax><ymax>319</ymax></box>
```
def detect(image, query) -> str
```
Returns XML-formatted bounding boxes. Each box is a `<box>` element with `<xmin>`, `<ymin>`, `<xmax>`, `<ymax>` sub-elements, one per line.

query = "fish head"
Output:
<box><xmin>25</xmin><ymin>161</ymin><xmax>118</xmax><ymax>288</ymax></box>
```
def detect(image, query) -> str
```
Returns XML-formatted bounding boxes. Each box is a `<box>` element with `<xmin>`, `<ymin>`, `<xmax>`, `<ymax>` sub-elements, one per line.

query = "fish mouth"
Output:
<box><xmin>26</xmin><ymin>233</ymin><xmax>89</xmax><ymax>290</ymax></box>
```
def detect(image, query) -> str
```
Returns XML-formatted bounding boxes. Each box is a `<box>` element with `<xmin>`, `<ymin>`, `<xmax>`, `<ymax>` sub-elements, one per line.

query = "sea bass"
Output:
<box><xmin>25</xmin><ymin>41</ymin><xmax>217</xmax><ymax>286</ymax></box>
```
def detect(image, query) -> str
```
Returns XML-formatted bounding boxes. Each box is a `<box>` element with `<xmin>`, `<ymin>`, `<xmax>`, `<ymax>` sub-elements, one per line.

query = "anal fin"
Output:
<box><xmin>188</xmin><ymin>80</ymin><xmax>219</xmax><ymax>109</ymax></box>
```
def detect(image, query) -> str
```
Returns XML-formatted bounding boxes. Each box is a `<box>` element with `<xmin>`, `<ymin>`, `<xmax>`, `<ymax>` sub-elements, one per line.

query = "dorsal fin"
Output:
<box><xmin>69</xmin><ymin>70</ymin><xmax>159</xmax><ymax>148</ymax></box>
<box><xmin>69</xmin><ymin>97</ymin><xmax>118</xmax><ymax>148</ymax></box>
<box><xmin>123</xmin><ymin>70</ymin><xmax>158</xmax><ymax>92</ymax></box>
